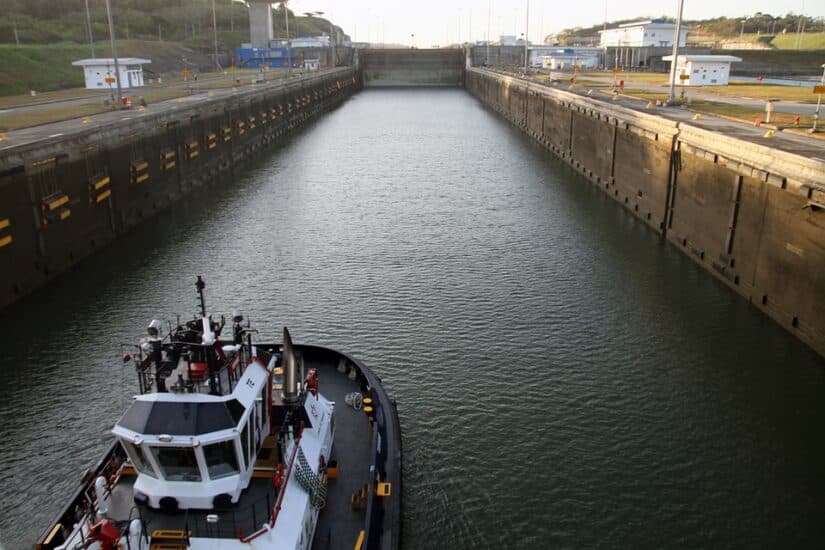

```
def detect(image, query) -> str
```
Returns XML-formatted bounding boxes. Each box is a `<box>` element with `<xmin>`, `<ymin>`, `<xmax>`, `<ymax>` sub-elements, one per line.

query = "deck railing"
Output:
<box><xmin>184</xmin><ymin>486</ymin><xmax>276</xmax><ymax>540</ymax></box>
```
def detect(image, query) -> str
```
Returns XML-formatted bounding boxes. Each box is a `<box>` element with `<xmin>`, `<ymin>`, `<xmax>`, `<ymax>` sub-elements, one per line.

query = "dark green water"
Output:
<box><xmin>1</xmin><ymin>88</ymin><xmax>823</xmax><ymax>548</ymax></box>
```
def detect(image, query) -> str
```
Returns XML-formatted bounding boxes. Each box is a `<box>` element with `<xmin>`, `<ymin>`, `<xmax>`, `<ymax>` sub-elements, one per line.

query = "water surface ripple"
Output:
<box><xmin>0</xmin><ymin>89</ymin><xmax>823</xmax><ymax>548</ymax></box>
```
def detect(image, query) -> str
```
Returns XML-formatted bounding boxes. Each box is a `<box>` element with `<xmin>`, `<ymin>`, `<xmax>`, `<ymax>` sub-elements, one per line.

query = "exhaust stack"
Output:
<box><xmin>282</xmin><ymin>327</ymin><xmax>299</xmax><ymax>403</ymax></box>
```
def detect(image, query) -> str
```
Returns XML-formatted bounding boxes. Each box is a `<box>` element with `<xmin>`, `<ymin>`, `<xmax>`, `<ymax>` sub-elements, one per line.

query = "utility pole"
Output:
<box><xmin>84</xmin><ymin>0</ymin><xmax>95</xmax><ymax>58</ymax></box>
<box><xmin>667</xmin><ymin>0</ymin><xmax>685</xmax><ymax>105</ymax></box>
<box><xmin>523</xmin><ymin>0</ymin><xmax>529</xmax><ymax>72</ymax></box>
<box><xmin>811</xmin><ymin>64</ymin><xmax>825</xmax><ymax>133</ymax></box>
<box><xmin>330</xmin><ymin>22</ymin><xmax>336</xmax><ymax>67</ymax></box>
<box><xmin>158</xmin><ymin>24</ymin><xmax>162</xmax><ymax>42</ymax></box>
<box><xmin>283</xmin><ymin>2</ymin><xmax>291</xmax><ymax>71</ymax></box>
<box><xmin>211</xmin><ymin>0</ymin><xmax>221</xmax><ymax>70</ymax></box>
<box><xmin>12</xmin><ymin>22</ymin><xmax>20</xmax><ymax>45</ymax></box>
<box><xmin>795</xmin><ymin>1</ymin><xmax>805</xmax><ymax>50</ymax></box>
<box><xmin>486</xmin><ymin>0</ymin><xmax>491</xmax><ymax>66</ymax></box>
<box><xmin>104</xmin><ymin>0</ymin><xmax>123</xmax><ymax>105</ymax></box>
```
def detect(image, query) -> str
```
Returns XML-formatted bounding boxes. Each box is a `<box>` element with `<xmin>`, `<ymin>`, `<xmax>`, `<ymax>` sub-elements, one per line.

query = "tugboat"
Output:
<box><xmin>35</xmin><ymin>277</ymin><xmax>401</xmax><ymax>550</ymax></box>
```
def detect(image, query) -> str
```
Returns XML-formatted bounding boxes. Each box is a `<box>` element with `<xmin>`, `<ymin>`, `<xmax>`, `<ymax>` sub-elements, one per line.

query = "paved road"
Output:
<box><xmin>0</xmin><ymin>71</ymin><xmax>288</xmax><ymax>117</ymax></box>
<box><xmin>493</xmin><ymin>69</ymin><xmax>825</xmax><ymax>160</ymax></box>
<box><xmin>0</xmin><ymin>70</ymin><xmax>337</xmax><ymax>154</ymax></box>
<box><xmin>577</xmin><ymin>74</ymin><xmax>820</xmax><ymax>115</ymax></box>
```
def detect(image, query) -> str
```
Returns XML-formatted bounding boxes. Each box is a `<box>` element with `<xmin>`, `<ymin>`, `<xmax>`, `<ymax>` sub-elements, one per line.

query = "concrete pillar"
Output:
<box><xmin>248</xmin><ymin>2</ymin><xmax>273</xmax><ymax>48</ymax></box>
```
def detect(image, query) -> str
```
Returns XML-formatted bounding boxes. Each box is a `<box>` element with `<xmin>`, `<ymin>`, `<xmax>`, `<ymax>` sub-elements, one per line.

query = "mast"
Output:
<box><xmin>196</xmin><ymin>275</ymin><xmax>207</xmax><ymax>317</ymax></box>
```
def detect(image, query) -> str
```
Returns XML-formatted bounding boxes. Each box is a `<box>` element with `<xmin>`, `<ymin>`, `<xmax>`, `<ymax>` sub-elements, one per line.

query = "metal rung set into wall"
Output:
<box><xmin>88</xmin><ymin>172</ymin><xmax>111</xmax><ymax>203</ymax></box>
<box><xmin>130</xmin><ymin>160</ymin><xmax>149</xmax><ymax>184</ymax></box>
<box><xmin>159</xmin><ymin>148</ymin><xmax>176</xmax><ymax>171</ymax></box>
<box><xmin>0</xmin><ymin>217</ymin><xmax>12</xmax><ymax>248</ymax></box>
<box><xmin>185</xmin><ymin>140</ymin><xmax>200</xmax><ymax>160</ymax></box>
<box><xmin>40</xmin><ymin>191</ymin><xmax>71</xmax><ymax>224</ymax></box>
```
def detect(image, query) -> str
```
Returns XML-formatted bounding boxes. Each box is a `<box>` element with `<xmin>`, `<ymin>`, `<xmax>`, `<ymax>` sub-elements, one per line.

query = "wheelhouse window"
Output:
<box><xmin>204</xmin><ymin>440</ymin><xmax>240</xmax><ymax>479</ymax></box>
<box><xmin>149</xmin><ymin>446</ymin><xmax>202</xmax><ymax>481</ymax></box>
<box><xmin>123</xmin><ymin>441</ymin><xmax>156</xmax><ymax>478</ymax></box>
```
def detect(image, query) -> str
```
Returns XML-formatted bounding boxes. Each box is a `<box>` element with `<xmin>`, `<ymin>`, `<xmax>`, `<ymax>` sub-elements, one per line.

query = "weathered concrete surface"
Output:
<box><xmin>360</xmin><ymin>49</ymin><xmax>464</xmax><ymax>87</ymax></box>
<box><xmin>466</xmin><ymin>67</ymin><xmax>825</xmax><ymax>358</ymax></box>
<box><xmin>0</xmin><ymin>69</ymin><xmax>358</xmax><ymax>309</ymax></box>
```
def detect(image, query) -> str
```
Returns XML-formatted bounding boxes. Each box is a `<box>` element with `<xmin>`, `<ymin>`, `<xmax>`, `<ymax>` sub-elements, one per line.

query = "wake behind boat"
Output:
<box><xmin>36</xmin><ymin>277</ymin><xmax>401</xmax><ymax>550</ymax></box>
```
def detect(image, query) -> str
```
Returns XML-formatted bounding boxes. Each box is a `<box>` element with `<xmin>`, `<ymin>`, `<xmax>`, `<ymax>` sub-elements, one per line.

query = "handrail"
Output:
<box><xmin>242</xmin><ymin>428</ymin><xmax>303</xmax><ymax>543</ymax></box>
<box><xmin>185</xmin><ymin>483</ymin><xmax>278</xmax><ymax>540</ymax></box>
<box><xmin>36</xmin><ymin>441</ymin><xmax>127</xmax><ymax>549</ymax></box>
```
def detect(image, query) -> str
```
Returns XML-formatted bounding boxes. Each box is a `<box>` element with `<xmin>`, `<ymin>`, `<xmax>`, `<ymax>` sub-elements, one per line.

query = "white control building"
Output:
<box><xmin>663</xmin><ymin>54</ymin><xmax>742</xmax><ymax>86</ymax></box>
<box><xmin>72</xmin><ymin>58</ymin><xmax>152</xmax><ymax>89</ymax></box>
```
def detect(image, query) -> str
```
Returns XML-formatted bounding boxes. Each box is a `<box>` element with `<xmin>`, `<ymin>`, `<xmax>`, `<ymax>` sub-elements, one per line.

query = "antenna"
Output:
<box><xmin>196</xmin><ymin>276</ymin><xmax>207</xmax><ymax>317</ymax></box>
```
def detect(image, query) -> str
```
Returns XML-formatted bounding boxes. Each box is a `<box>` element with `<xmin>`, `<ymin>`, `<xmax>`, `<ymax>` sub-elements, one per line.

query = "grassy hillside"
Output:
<box><xmin>0</xmin><ymin>1</ymin><xmax>346</xmax><ymax>47</ymax></box>
<box><xmin>555</xmin><ymin>14</ymin><xmax>824</xmax><ymax>42</ymax></box>
<box><xmin>0</xmin><ymin>43</ymin><xmax>93</xmax><ymax>94</ymax></box>
<box><xmin>770</xmin><ymin>33</ymin><xmax>825</xmax><ymax>50</ymax></box>
<box><xmin>709</xmin><ymin>49</ymin><xmax>825</xmax><ymax>76</ymax></box>
<box><xmin>0</xmin><ymin>1</ymin><xmax>348</xmax><ymax>95</ymax></box>
<box><xmin>0</xmin><ymin>40</ymin><xmax>219</xmax><ymax>96</ymax></box>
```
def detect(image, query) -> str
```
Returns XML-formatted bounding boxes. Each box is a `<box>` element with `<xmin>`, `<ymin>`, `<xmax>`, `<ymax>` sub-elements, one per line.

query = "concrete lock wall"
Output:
<box><xmin>0</xmin><ymin>68</ymin><xmax>359</xmax><ymax>309</ymax></box>
<box><xmin>360</xmin><ymin>49</ymin><xmax>464</xmax><ymax>87</ymax></box>
<box><xmin>465</xmin><ymin>67</ymin><xmax>825</xmax><ymax>358</ymax></box>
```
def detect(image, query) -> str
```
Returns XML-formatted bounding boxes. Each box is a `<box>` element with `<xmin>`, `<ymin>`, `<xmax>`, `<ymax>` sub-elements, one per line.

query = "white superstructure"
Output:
<box><xmin>599</xmin><ymin>20</ymin><xmax>688</xmax><ymax>48</ymax></box>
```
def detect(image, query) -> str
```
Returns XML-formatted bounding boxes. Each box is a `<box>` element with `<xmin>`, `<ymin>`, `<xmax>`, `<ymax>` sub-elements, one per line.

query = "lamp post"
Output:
<box><xmin>740</xmin><ymin>18</ymin><xmax>747</xmax><ymax>42</ymax></box>
<box><xmin>811</xmin><ymin>63</ymin><xmax>825</xmax><ymax>133</ymax></box>
<box><xmin>307</xmin><ymin>10</ymin><xmax>332</xmax><ymax>67</ymax></box>
<box><xmin>410</xmin><ymin>33</ymin><xmax>415</xmax><ymax>49</ymax></box>
<box><xmin>103</xmin><ymin>0</ymin><xmax>122</xmax><ymax>106</ymax></box>
<box><xmin>666</xmin><ymin>0</ymin><xmax>685</xmax><ymax>105</ymax></box>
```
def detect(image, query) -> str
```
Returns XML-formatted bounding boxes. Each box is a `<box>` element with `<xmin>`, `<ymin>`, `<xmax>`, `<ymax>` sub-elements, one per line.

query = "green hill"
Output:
<box><xmin>0</xmin><ymin>1</ymin><xmax>348</xmax><ymax>95</ymax></box>
<box><xmin>770</xmin><ymin>32</ymin><xmax>825</xmax><ymax>50</ymax></box>
<box><xmin>555</xmin><ymin>13</ymin><xmax>824</xmax><ymax>42</ymax></box>
<box><xmin>0</xmin><ymin>1</ymin><xmax>346</xmax><ymax>47</ymax></box>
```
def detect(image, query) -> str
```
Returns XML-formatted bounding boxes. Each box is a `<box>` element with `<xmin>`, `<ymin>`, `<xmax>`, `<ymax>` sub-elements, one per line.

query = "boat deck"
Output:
<box><xmin>103</xmin><ymin>353</ymin><xmax>373</xmax><ymax>547</ymax></box>
<box><xmin>310</xmin><ymin>357</ymin><xmax>373</xmax><ymax>550</ymax></box>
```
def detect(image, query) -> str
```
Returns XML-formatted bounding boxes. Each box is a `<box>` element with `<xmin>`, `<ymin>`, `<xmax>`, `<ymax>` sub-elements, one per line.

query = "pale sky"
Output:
<box><xmin>276</xmin><ymin>0</ymin><xmax>823</xmax><ymax>47</ymax></box>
